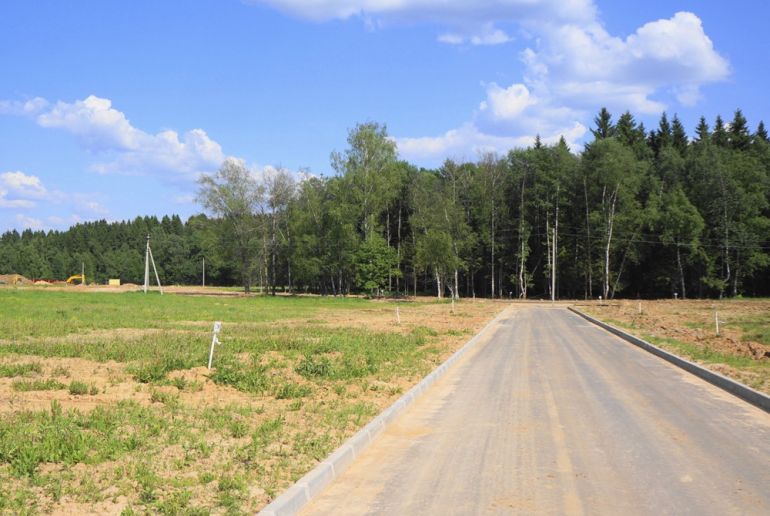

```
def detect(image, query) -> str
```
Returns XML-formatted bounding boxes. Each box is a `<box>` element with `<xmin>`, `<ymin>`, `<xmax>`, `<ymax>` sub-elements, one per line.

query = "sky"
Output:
<box><xmin>1</xmin><ymin>0</ymin><xmax>768</xmax><ymax>232</ymax></box>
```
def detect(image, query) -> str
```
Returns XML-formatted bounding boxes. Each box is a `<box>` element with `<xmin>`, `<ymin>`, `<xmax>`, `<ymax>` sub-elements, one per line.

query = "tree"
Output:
<box><xmin>354</xmin><ymin>233</ymin><xmax>399</xmax><ymax>296</ymax></box>
<box><xmin>331</xmin><ymin>122</ymin><xmax>399</xmax><ymax>239</ymax></box>
<box><xmin>591</xmin><ymin>107</ymin><xmax>615</xmax><ymax>140</ymax></box>
<box><xmin>583</xmin><ymin>138</ymin><xmax>644</xmax><ymax>299</ymax></box>
<box><xmin>656</xmin><ymin>187</ymin><xmax>704</xmax><ymax>298</ymax></box>
<box><xmin>197</xmin><ymin>159</ymin><xmax>264</xmax><ymax>292</ymax></box>
<box><xmin>264</xmin><ymin>167</ymin><xmax>295</xmax><ymax>295</ymax></box>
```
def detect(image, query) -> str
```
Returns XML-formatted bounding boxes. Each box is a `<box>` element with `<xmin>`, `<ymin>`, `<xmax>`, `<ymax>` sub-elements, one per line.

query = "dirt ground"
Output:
<box><xmin>0</xmin><ymin>295</ymin><xmax>506</xmax><ymax>514</ymax></box>
<box><xmin>580</xmin><ymin>299</ymin><xmax>770</xmax><ymax>393</ymax></box>
<box><xmin>0</xmin><ymin>299</ymin><xmax>502</xmax><ymax>415</ymax></box>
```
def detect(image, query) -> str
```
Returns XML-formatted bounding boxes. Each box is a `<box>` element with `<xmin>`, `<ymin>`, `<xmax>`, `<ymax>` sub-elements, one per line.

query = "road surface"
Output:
<box><xmin>302</xmin><ymin>306</ymin><xmax>770</xmax><ymax>515</ymax></box>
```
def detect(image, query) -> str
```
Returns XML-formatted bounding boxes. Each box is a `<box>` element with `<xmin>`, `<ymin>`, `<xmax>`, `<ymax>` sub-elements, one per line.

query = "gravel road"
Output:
<box><xmin>302</xmin><ymin>306</ymin><xmax>770</xmax><ymax>515</ymax></box>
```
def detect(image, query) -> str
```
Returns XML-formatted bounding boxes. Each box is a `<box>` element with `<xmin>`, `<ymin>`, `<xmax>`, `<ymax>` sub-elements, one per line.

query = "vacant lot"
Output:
<box><xmin>580</xmin><ymin>299</ymin><xmax>770</xmax><ymax>394</ymax></box>
<box><xmin>0</xmin><ymin>289</ymin><xmax>503</xmax><ymax>514</ymax></box>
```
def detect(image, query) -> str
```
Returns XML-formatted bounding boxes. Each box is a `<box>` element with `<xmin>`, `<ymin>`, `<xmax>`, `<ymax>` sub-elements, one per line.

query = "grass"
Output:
<box><xmin>12</xmin><ymin>379</ymin><xmax>66</xmax><ymax>392</ymax></box>
<box><xmin>734</xmin><ymin>313</ymin><xmax>770</xmax><ymax>345</ymax></box>
<box><xmin>0</xmin><ymin>362</ymin><xmax>42</xmax><ymax>378</ymax></box>
<box><xmin>584</xmin><ymin>299</ymin><xmax>770</xmax><ymax>394</ymax></box>
<box><xmin>0</xmin><ymin>289</ymin><xmax>498</xmax><ymax>513</ymax></box>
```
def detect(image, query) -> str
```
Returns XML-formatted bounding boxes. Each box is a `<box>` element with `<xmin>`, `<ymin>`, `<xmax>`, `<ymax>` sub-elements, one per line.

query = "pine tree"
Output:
<box><xmin>728</xmin><ymin>109</ymin><xmax>750</xmax><ymax>150</ymax></box>
<box><xmin>694</xmin><ymin>116</ymin><xmax>710</xmax><ymax>143</ymax></box>
<box><xmin>755</xmin><ymin>121</ymin><xmax>769</xmax><ymax>143</ymax></box>
<box><xmin>712</xmin><ymin>115</ymin><xmax>728</xmax><ymax>147</ymax></box>
<box><xmin>671</xmin><ymin>114</ymin><xmax>688</xmax><ymax>155</ymax></box>
<box><xmin>591</xmin><ymin>107</ymin><xmax>615</xmax><ymax>140</ymax></box>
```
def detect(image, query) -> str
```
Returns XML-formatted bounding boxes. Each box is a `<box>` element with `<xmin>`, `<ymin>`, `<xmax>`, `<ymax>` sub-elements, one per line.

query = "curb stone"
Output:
<box><xmin>258</xmin><ymin>305</ymin><xmax>511</xmax><ymax>515</ymax></box>
<box><xmin>568</xmin><ymin>306</ymin><xmax>770</xmax><ymax>413</ymax></box>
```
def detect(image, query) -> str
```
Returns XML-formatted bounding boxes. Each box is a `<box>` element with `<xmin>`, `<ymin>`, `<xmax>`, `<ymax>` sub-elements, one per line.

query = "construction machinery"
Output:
<box><xmin>66</xmin><ymin>274</ymin><xmax>86</xmax><ymax>285</ymax></box>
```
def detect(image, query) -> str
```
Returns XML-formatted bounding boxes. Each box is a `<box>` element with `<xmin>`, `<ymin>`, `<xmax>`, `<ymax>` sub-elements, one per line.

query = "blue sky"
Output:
<box><xmin>1</xmin><ymin>0</ymin><xmax>767</xmax><ymax>231</ymax></box>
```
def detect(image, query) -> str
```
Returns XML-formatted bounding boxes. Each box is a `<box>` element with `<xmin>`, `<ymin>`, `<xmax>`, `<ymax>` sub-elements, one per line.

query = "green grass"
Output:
<box><xmin>12</xmin><ymin>379</ymin><xmax>66</xmax><ymax>391</ymax></box>
<box><xmin>0</xmin><ymin>289</ymin><xmax>486</xmax><ymax>513</ymax></box>
<box><xmin>0</xmin><ymin>290</ymin><xmax>374</xmax><ymax>340</ymax></box>
<box><xmin>0</xmin><ymin>362</ymin><xmax>42</xmax><ymax>378</ymax></box>
<box><xmin>734</xmin><ymin>314</ymin><xmax>770</xmax><ymax>345</ymax></box>
<box><xmin>644</xmin><ymin>335</ymin><xmax>762</xmax><ymax>369</ymax></box>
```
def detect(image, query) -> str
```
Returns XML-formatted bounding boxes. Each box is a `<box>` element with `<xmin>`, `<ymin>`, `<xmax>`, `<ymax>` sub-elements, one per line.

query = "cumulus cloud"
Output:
<box><xmin>439</xmin><ymin>23</ymin><xmax>512</xmax><ymax>46</ymax></box>
<box><xmin>0</xmin><ymin>170</ymin><xmax>113</xmax><ymax>232</ymax></box>
<box><xmin>523</xmin><ymin>12</ymin><xmax>729</xmax><ymax>114</ymax></box>
<box><xmin>0</xmin><ymin>97</ymin><xmax>49</xmax><ymax>116</ymax></box>
<box><xmin>252</xmin><ymin>0</ymin><xmax>596</xmax><ymax>45</ymax></box>
<box><xmin>2</xmin><ymin>95</ymin><xmax>226</xmax><ymax>179</ymax></box>
<box><xmin>15</xmin><ymin>214</ymin><xmax>43</xmax><ymax>230</ymax></box>
<box><xmin>395</xmin><ymin>121</ymin><xmax>586</xmax><ymax>162</ymax></box>
<box><xmin>0</xmin><ymin>171</ymin><xmax>50</xmax><ymax>208</ymax></box>
<box><xmin>0</xmin><ymin>171</ymin><xmax>48</xmax><ymax>199</ymax></box>
<box><xmin>253</xmin><ymin>3</ymin><xmax>728</xmax><ymax>163</ymax></box>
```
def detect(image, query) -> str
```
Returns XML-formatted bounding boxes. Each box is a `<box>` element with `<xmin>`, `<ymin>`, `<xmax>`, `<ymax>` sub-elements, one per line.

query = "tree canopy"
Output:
<box><xmin>2</xmin><ymin>108</ymin><xmax>769</xmax><ymax>299</ymax></box>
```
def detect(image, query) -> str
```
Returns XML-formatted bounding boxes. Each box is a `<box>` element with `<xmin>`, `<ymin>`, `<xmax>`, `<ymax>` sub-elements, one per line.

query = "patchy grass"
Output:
<box><xmin>12</xmin><ymin>379</ymin><xmax>66</xmax><ymax>392</ymax></box>
<box><xmin>582</xmin><ymin>299</ymin><xmax>770</xmax><ymax>395</ymax></box>
<box><xmin>0</xmin><ymin>362</ymin><xmax>42</xmax><ymax>378</ymax></box>
<box><xmin>0</xmin><ymin>289</ymin><xmax>503</xmax><ymax>513</ymax></box>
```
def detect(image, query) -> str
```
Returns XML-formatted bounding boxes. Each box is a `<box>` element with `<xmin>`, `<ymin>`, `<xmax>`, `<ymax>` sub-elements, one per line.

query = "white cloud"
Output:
<box><xmin>252</xmin><ymin>0</ymin><xmax>596</xmax><ymax>45</ymax></box>
<box><xmin>0</xmin><ymin>171</ymin><xmax>48</xmax><ymax>199</ymax></box>
<box><xmin>395</xmin><ymin>121</ymin><xmax>586</xmax><ymax>162</ymax></box>
<box><xmin>3</xmin><ymin>95</ymin><xmax>226</xmax><ymax>179</ymax></box>
<box><xmin>173</xmin><ymin>194</ymin><xmax>196</xmax><ymax>204</ymax></box>
<box><xmin>253</xmin><ymin>0</ymin><xmax>596</xmax><ymax>23</ymax></box>
<box><xmin>479</xmin><ymin>83</ymin><xmax>536</xmax><ymax>120</ymax></box>
<box><xmin>0</xmin><ymin>171</ymin><xmax>51</xmax><ymax>209</ymax></box>
<box><xmin>0</xmin><ymin>192</ymin><xmax>35</xmax><ymax>209</ymax></box>
<box><xmin>15</xmin><ymin>214</ymin><xmax>43</xmax><ymax>230</ymax></box>
<box><xmin>254</xmin><ymin>3</ymin><xmax>728</xmax><ymax>165</ymax></box>
<box><xmin>522</xmin><ymin>11</ymin><xmax>729</xmax><ymax>114</ymax></box>
<box><xmin>37</xmin><ymin>96</ymin><xmax>143</xmax><ymax>151</ymax></box>
<box><xmin>0</xmin><ymin>97</ymin><xmax>49</xmax><ymax>116</ymax></box>
<box><xmin>439</xmin><ymin>23</ymin><xmax>512</xmax><ymax>46</ymax></box>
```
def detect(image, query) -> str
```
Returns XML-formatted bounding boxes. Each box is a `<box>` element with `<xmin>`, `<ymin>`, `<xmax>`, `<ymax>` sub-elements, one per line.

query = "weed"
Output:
<box><xmin>273</xmin><ymin>382</ymin><xmax>312</xmax><ymax>399</ymax></box>
<box><xmin>150</xmin><ymin>389</ymin><xmax>179</xmax><ymax>407</ymax></box>
<box><xmin>12</xmin><ymin>378</ymin><xmax>66</xmax><ymax>391</ymax></box>
<box><xmin>0</xmin><ymin>362</ymin><xmax>42</xmax><ymax>378</ymax></box>
<box><xmin>171</xmin><ymin>376</ymin><xmax>187</xmax><ymax>391</ymax></box>
<box><xmin>51</xmin><ymin>365</ymin><xmax>71</xmax><ymax>377</ymax></box>
<box><xmin>211</xmin><ymin>358</ymin><xmax>269</xmax><ymax>393</ymax></box>
<box><xmin>68</xmin><ymin>381</ymin><xmax>90</xmax><ymax>395</ymax></box>
<box><xmin>296</xmin><ymin>354</ymin><xmax>332</xmax><ymax>378</ymax></box>
<box><xmin>229</xmin><ymin>419</ymin><xmax>249</xmax><ymax>439</ymax></box>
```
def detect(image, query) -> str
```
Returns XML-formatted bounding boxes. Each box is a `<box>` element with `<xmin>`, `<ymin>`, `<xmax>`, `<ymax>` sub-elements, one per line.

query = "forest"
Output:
<box><xmin>1</xmin><ymin>107</ymin><xmax>769</xmax><ymax>299</ymax></box>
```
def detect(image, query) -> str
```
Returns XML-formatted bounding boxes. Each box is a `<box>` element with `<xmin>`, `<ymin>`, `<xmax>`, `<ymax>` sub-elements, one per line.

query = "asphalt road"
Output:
<box><xmin>302</xmin><ymin>306</ymin><xmax>770</xmax><ymax>515</ymax></box>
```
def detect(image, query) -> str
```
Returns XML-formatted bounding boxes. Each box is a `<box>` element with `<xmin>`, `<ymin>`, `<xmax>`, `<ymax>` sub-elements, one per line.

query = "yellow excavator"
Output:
<box><xmin>66</xmin><ymin>274</ymin><xmax>86</xmax><ymax>285</ymax></box>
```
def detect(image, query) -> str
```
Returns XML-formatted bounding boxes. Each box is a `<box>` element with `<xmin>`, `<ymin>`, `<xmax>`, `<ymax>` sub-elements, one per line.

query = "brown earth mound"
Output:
<box><xmin>0</xmin><ymin>273</ymin><xmax>31</xmax><ymax>285</ymax></box>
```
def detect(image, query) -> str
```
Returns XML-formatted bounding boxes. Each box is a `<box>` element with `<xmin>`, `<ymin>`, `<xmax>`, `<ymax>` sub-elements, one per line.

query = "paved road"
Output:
<box><xmin>302</xmin><ymin>306</ymin><xmax>770</xmax><ymax>515</ymax></box>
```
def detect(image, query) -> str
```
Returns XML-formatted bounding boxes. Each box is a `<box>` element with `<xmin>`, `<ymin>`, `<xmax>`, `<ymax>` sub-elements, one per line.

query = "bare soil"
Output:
<box><xmin>0</xmin><ymin>296</ymin><xmax>505</xmax><ymax>514</ymax></box>
<box><xmin>581</xmin><ymin>299</ymin><xmax>770</xmax><ymax>393</ymax></box>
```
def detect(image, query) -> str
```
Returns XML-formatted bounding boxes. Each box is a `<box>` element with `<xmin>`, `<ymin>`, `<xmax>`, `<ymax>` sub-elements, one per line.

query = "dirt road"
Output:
<box><xmin>302</xmin><ymin>306</ymin><xmax>770</xmax><ymax>515</ymax></box>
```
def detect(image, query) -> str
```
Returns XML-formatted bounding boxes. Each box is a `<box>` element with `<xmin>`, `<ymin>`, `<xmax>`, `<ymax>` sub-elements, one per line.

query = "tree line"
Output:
<box><xmin>2</xmin><ymin>108</ymin><xmax>769</xmax><ymax>299</ymax></box>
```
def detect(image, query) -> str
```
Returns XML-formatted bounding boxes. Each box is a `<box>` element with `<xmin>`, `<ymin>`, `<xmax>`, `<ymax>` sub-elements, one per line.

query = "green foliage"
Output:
<box><xmin>354</xmin><ymin>233</ymin><xmax>399</xmax><ymax>294</ymax></box>
<box><xmin>0</xmin><ymin>362</ymin><xmax>42</xmax><ymax>378</ymax></box>
<box><xmin>12</xmin><ymin>379</ymin><xmax>66</xmax><ymax>391</ymax></box>
<box><xmin>2</xmin><ymin>108</ymin><xmax>770</xmax><ymax>299</ymax></box>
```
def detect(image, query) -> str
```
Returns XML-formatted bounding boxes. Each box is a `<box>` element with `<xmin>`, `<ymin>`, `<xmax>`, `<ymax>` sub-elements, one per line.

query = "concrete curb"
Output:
<box><xmin>258</xmin><ymin>305</ymin><xmax>510</xmax><ymax>516</ymax></box>
<box><xmin>568</xmin><ymin>306</ymin><xmax>770</xmax><ymax>414</ymax></box>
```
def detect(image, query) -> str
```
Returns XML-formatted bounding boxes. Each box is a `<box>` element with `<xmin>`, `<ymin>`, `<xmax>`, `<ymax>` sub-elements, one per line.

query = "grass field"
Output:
<box><xmin>581</xmin><ymin>299</ymin><xmax>770</xmax><ymax>394</ymax></box>
<box><xmin>0</xmin><ymin>288</ymin><xmax>502</xmax><ymax>514</ymax></box>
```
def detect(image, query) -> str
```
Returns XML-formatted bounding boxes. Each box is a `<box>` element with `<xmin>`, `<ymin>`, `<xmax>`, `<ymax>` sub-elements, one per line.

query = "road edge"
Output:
<box><xmin>258</xmin><ymin>304</ymin><xmax>512</xmax><ymax>516</ymax></box>
<box><xmin>568</xmin><ymin>306</ymin><xmax>770</xmax><ymax>413</ymax></box>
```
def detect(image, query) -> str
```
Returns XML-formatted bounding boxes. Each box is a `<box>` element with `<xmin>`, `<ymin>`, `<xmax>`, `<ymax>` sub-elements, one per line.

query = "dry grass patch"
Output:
<box><xmin>0</xmin><ymin>291</ymin><xmax>505</xmax><ymax>514</ymax></box>
<box><xmin>580</xmin><ymin>299</ymin><xmax>770</xmax><ymax>394</ymax></box>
